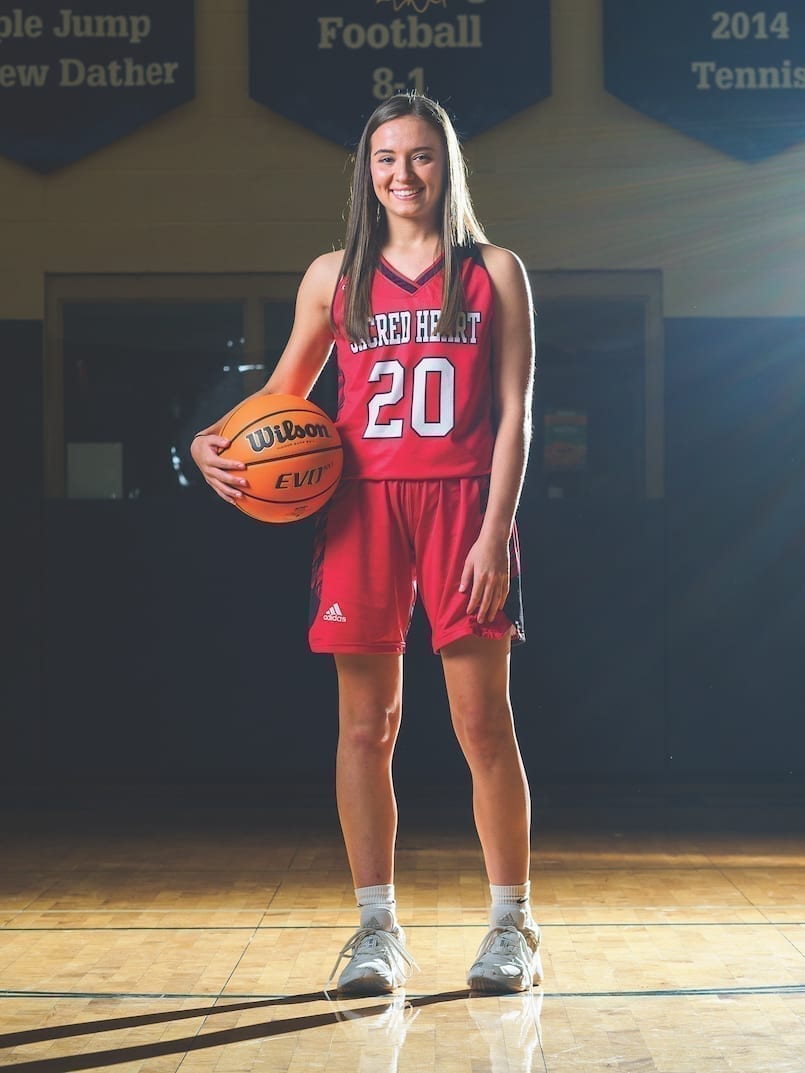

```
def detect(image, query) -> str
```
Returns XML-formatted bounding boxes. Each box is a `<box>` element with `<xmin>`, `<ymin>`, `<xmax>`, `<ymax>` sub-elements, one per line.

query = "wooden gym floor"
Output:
<box><xmin>1</xmin><ymin>786</ymin><xmax>804</xmax><ymax>1072</ymax></box>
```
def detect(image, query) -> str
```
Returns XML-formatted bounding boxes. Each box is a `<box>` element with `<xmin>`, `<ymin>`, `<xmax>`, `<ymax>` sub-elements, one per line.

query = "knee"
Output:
<box><xmin>453</xmin><ymin>702</ymin><xmax>515</xmax><ymax>768</ymax></box>
<box><xmin>339</xmin><ymin>700</ymin><xmax>401</xmax><ymax>755</ymax></box>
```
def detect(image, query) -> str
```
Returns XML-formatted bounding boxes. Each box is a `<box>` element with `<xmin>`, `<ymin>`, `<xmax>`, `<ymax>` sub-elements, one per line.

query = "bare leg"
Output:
<box><xmin>334</xmin><ymin>653</ymin><xmax>403</xmax><ymax>888</ymax></box>
<box><xmin>441</xmin><ymin>634</ymin><xmax>531</xmax><ymax>884</ymax></box>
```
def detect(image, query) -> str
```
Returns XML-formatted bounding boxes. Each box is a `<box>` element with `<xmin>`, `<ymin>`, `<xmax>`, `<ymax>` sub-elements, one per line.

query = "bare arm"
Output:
<box><xmin>460</xmin><ymin>244</ymin><xmax>535</xmax><ymax>623</ymax></box>
<box><xmin>191</xmin><ymin>251</ymin><xmax>342</xmax><ymax>504</ymax></box>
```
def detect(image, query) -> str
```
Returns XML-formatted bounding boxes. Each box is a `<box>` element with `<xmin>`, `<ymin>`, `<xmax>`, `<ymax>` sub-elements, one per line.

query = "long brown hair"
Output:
<box><xmin>339</xmin><ymin>94</ymin><xmax>487</xmax><ymax>344</ymax></box>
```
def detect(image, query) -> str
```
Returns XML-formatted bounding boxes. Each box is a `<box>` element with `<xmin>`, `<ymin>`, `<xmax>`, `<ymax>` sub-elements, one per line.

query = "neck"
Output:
<box><xmin>382</xmin><ymin>212</ymin><xmax>441</xmax><ymax>249</ymax></box>
<box><xmin>382</xmin><ymin>228</ymin><xmax>442</xmax><ymax>261</ymax></box>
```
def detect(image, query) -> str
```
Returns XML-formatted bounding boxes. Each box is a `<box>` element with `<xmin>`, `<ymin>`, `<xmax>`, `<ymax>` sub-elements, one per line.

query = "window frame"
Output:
<box><xmin>44</xmin><ymin>273</ymin><xmax>302</xmax><ymax>498</ymax></box>
<box><xmin>528</xmin><ymin>270</ymin><xmax>664</xmax><ymax>500</ymax></box>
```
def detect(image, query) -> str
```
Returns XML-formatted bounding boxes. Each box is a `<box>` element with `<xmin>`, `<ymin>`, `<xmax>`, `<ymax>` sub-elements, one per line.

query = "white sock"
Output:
<box><xmin>356</xmin><ymin>884</ymin><xmax>397</xmax><ymax>931</ymax></box>
<box><xmin>489</xmin><ymin>881</ymin><xmax>534</xmax><ymax>931</ymax></box>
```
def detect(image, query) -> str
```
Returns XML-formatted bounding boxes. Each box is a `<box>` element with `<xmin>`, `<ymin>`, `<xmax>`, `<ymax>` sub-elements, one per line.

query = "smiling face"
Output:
<box><xmin>369</xmin><ymin>114</ymin><xmax>446</xmax><ymax>228</ymax></box>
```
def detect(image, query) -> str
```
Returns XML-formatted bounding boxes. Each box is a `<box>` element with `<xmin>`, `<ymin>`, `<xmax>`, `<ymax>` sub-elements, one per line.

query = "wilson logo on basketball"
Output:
<box><xmin>246</xmin><ymin>420</ymin><xmax>333</xmax><ymax>453</ymax></box>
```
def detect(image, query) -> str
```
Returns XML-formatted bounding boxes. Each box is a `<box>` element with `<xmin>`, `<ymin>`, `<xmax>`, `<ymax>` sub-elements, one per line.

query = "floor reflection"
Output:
<box><xmin>324</xmin><ymin>989</ymin><xmax>544</xmax><ymax>1073</ymax></box>
<box><xmin>2</xmin><ymin>802</ymin><xmax>804</xmax><ymax>1071</ymax></box>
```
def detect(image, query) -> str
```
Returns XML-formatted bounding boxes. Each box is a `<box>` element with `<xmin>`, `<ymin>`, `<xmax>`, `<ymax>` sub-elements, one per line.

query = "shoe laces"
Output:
<box><xmin>474</xmin><ymin>924</ymin><xmax>538</xmax><ymax>963</ymax></box>
<box><xmin>327</xmin><ymin>926</ymin><xmax>419</xmax><ymax>987</ymax></box>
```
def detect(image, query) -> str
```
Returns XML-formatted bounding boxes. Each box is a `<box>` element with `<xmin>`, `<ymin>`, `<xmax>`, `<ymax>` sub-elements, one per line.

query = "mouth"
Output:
<box><xmin>391</xmin><ymin>187</ymin><xmax>422</xmax><ymax>200</ymax></box>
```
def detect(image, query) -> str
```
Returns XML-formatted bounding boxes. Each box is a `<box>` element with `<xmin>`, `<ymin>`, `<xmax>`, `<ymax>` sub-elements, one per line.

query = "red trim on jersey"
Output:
<box><xmin>378</xmin><ymin>255</ymin><xmax>444</xmax><ymax>293</ymax></box>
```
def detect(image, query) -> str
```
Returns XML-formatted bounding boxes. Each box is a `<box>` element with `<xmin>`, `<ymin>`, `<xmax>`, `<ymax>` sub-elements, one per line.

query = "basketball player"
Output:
<box><xmin>191</xmin><ymin>94</ymin><xmax>541</xmax><ymax>997</ymax></box>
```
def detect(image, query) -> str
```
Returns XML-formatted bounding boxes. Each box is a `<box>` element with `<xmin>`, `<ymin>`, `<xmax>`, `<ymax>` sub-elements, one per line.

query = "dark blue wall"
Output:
<box><xmin>4</xmin><ymin>316</ymin><xmax>805</xmax><ymax>787</ymax></box>
<box><xmin>4</xmin><ymin>321</ymin><xmax>43</xmax><ymax>773</ymax></box>
<box><xmin>665</xmin><ymin>318</ymin><xmax>805</xmax><ymax>777</ymax></box>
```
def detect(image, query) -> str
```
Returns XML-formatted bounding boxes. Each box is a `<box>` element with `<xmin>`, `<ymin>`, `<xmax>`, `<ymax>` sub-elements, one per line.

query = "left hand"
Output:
<box><xmin>459</xmin><ymin>533</ymin><xmax>510</xmax><ymax>625</ymax></box>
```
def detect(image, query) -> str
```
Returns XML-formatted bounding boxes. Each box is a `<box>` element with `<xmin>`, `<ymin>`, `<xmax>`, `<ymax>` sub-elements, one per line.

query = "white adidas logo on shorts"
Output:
<box><xmin>323</xmin><ymin>602</ymin><xmax>347</xmax><ymax>623</ymax></box>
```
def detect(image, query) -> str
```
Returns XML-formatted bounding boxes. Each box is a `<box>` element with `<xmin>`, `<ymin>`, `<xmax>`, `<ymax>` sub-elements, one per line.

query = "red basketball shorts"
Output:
<box><xmin>308</xmin><ymin>477</ymin><xmax>525</xmax><ymax>654</ymax></box>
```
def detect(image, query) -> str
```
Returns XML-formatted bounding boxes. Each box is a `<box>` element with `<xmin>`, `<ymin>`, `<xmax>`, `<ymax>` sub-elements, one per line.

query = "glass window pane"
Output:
<box><xmin>63</xmin><ymin>301</ymin><xmax>259</xmax><ymax>498</ymax></box>
<box><xmin>534</xmin><ymin>299</ymin><xmax>646</xmax><ymax>500</ymax></box>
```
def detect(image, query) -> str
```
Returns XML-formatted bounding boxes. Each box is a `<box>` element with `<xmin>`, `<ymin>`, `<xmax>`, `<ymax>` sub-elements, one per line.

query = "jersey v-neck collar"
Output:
<box><xmin>378</xmin><ymin>254</ymin><xmax>444</xmax><ymax>294</ymax></box>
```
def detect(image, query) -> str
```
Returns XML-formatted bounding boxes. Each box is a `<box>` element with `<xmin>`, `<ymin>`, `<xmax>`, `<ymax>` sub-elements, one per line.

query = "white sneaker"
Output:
<box><xmin>330</xmin><ymin>924</ymin><xmax>418</xmax><ymax>996</ymax></box>
<box><xmin>467</xmin><ymin>924</ymin><xmax>543</xmax><ymax>993</ymax></box>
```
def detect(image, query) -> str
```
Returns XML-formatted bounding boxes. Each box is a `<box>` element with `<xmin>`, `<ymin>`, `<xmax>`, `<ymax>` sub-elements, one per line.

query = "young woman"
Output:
<box><xmin>192</xmin><ymin>94</ymin><xmax>541</xmax><ymax>996</ymax></box>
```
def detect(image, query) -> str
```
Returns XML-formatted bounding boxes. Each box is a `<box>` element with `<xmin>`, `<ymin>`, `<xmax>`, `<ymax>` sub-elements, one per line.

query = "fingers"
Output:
<box><xmin>211</xmin><ymin>477</ymin><xmax>247</xmax><ymax>505</ymax></box>
<box><xmin>192</xmin><ymin>437</ymin><xmax>249</xmax><ymax>505</ymax></box>
<box><xmin>464</xmin><ymin>570</ymin><xmax>510</xmax><ymax>624</ymax></box>
<box><xmin>460</xmin><ymin>540</ymin><xmax>511</xmax><ymax>624</ymax></box>
<box><xmin>197</xmin><ymin>434</ymin><xmax>230</xmax><ymax>451</ymax></box>
<box><xmin>211</xmin><ymin>468</ymin><xmax>249</xmax><ymax>505</ymax></box>
<box><xmin>458</xmin><ymin>560</ymin><xmax>474</xmax><ymax>598</ymax></box>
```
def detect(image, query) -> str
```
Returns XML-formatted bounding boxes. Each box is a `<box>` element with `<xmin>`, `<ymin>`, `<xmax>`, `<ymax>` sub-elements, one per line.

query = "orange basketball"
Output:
<box><xmin>218</xmin><ymin>394</ymin><xmax>343</xmax><ymax>523</ymax></box>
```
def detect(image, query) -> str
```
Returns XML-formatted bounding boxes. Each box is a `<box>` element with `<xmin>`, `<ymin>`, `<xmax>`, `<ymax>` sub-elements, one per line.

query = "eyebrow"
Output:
<box><xmin>372</xmin><ymin>145</ymin><xmax>435</xmax><ymax>156</ymax></box>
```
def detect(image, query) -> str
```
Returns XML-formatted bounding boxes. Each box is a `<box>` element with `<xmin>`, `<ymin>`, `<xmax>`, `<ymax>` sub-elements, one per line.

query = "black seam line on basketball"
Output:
<box><xmin>243</xmin><ymin>445</ymin><xmax>343</xmax><ymax>468</ymax></box>
<box><xmin>223</xmin><ymin>407</ymin><xmax>336</xmax><ymax>443</ymax></box>
<box><xmin>240</xmin><ymin>479</ymin><xmax>340</xmax><ymax>505</ymax></box>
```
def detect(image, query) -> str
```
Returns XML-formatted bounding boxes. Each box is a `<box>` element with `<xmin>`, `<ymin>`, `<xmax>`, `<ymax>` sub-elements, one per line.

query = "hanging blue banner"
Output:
<box><xmin>249</xmin><ymin>0</ymin><xmax>551</xmax><ymax>146</ymax></box>
<box><xmin>0</xmin><ymin>1</ymin><xmax>195</xmax><ymax>172</ymax></box>
<box><xmin>604</xmin><ymin>1</ymin><xmax>805</xmax><ymax>161</ymax></box>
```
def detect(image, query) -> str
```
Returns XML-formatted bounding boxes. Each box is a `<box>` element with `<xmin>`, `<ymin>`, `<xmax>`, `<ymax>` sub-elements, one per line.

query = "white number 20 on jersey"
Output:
<box><xmin>365</xmin><ymin>357</ymin><xmax>455</xmax><ymax>438</ymax></box>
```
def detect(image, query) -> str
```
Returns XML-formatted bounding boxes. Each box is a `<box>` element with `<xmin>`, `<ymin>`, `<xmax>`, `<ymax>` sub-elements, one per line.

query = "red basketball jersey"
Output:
<box><xmin>332</xmin><ymin>245</ymin><xmax>496</xmax><ymax>480</ymax></box>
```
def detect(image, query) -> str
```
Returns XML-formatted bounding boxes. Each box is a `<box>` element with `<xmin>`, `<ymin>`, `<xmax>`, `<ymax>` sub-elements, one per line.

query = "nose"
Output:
<box><xmin>394</xmin><ymin>156</ymin><xmax>414</xmax><ymax>181</ymax></box>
